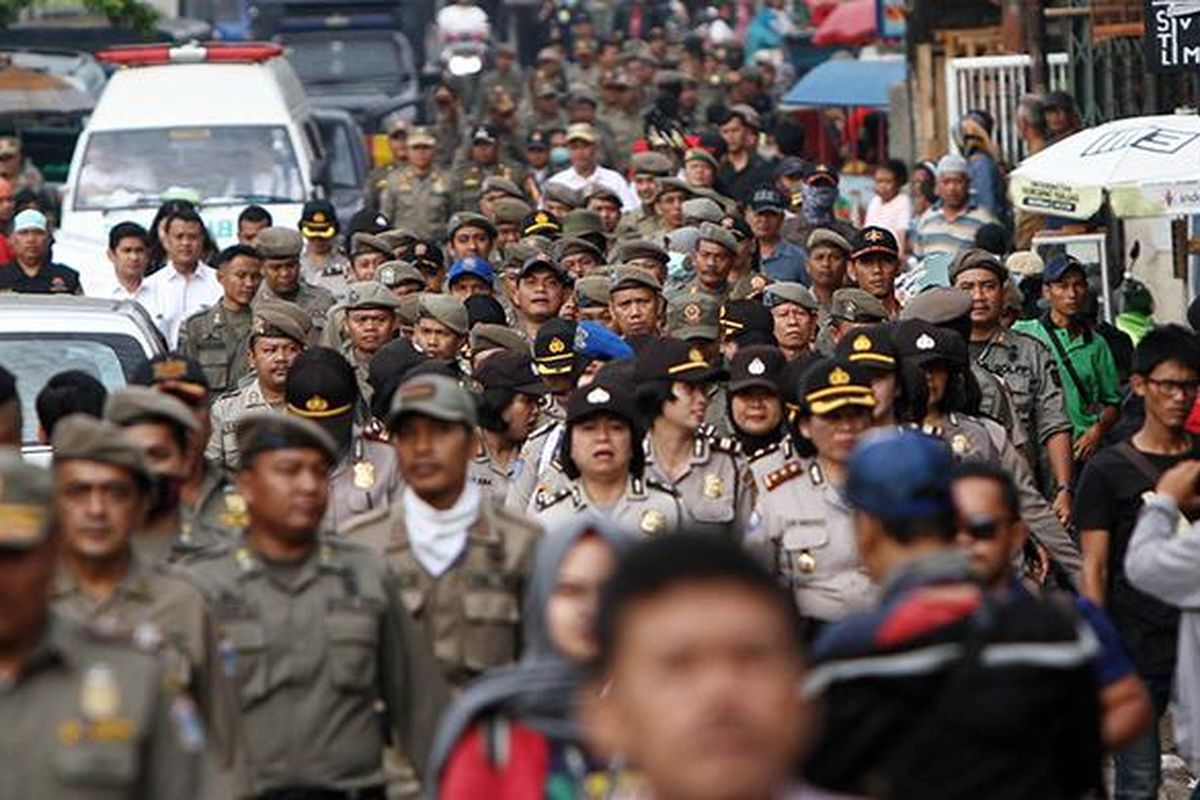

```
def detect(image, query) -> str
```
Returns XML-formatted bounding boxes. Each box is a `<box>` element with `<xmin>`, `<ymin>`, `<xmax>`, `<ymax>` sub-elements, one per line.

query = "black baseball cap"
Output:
<box><xmin>851</xmin><ymin>226</ymin><xmax>900</xmax><ymax>261</ymax></box>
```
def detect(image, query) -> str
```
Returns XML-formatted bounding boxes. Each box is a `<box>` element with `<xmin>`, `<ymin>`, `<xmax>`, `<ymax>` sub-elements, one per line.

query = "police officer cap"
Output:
<box><xmin>130</xmin><ymin>353</ymin><xmax>210</xmax><ymax>399</ymax></box>
<box><xmin>493</xmin><ymin>197</ymin><xmax>534</xmax><ymax>226</ymax></box>
<box><xmin>475</xmin><ymin>351</ymin><xmax>548</xmax><ymax>395</ymax></box>
<box><xmin>634</xmin><ymin>336</ymin><xmax>727</xmax><ymax>384</ymax></box>
<box><xmin>829</xmin><ymin>288</ymin><xmax>887</xmax><ymax>323</ymax></box>
<box><xmin>697</xmin><ymin>222</ymin><xmax>738</xmax><ymax>255</ymax></box>
<box><xmin>376</xmin><ymin>261</ymin><xmax>427</xmax><ymax>290</ymax></box>
<box><xmin>575</xmin><ymin>275</ymin><xmax>612</xmax><ymax>308</ymax></box>
<box><xmin>344</xmin><ymin>281</ymin><xmax>402</xmax><ymax>311</ymax></box>
<box><xmin>285</xmin><ymin>347</ymin><xmax>357</xmax><ymax>422</ymax></box>
<box><xmin>799</xmin><ymin>357</ymin><xmax>876</xmax><ymax>416</ymax></box>
<box><xmin>377</xmin><ymin>229</ymin><xmax>418</xmax><ymax>253</ymax></box>
<box><xmin>834</xmin><ymin>324</ymin><xmax>898</xmax><ymax>372</ymax></box>
<box><xmin>630</xmin><ymin>151</ymin><xmax>674</xmax><ymax>177</ymax></box>
<box><xmin>893</xmin><ymin>319</ymin><xmax>968</xmax><ymax>368</ymax></box>
<box><xmin>418</xmin><ymin>294</ymin><xmax>469</xmax><ymax>336</ymax></box>
<box><xmin>728</xmin><ymin>345</ymin><xmax>787</xmax><ymax>395</ymax></box>
<box><xmin>611</xmin><ymin>265</ymin><xmax>662</xmax><ymax>294</ymax></box>
<box><xmin>667</xmin><ymin>293</ymin><xmax>721</xmax><ymax>341</ymax></box>
<box><xmin>565</xmin><ymin>375</ymin><xmax>638</xmax><ymax>425</ymax></box>
<box><xmin>0</xmin><ymin>451</ymin><xmax>52</xmax><ymax>551</ymax></box>
<box><xmin>401</xmin><ymin>239</ymin><xmax>445</xmax><ymax>271</ymax></box>
<box><xmin>533</xmin><ymin>318</ymin><xmax>577</xmax><ymax>376</ymax></box>
<box><xmin>575</xmin><ymin>320</ymin><xmax>634</xmax><ymax>362</ymax></box>
<box><xmin>807</xmin><ymin>227</ymin><xmax>852</xmax><ymax>254</ymax></box>
<box><xmin>255</xmin><ymin>226</ymin><xmax>303</xmax><ymax>259</ymax></box>
<box><xmin>105</xmin><ymin>385</ymin><xmax>200</xmax><ymax>434</ymax></box>
<box><xmin>616</xmin><ymin>239</ymin><xmax>668</xmax><ymax>265</ymax></box>
<box><xmin>448</xmin><ymin>212</ymin><xmax>497</xmax><ymax>239</ymax></box>
<box><xmin>720</xmin><ymin>298</ymin><xmax>775</xmax><ymax>342</ymax></box>
<box><xmin>949</xmin><ymin>247</ymin><xmax>1008</xmax><ymax>284</ymax></box>
<box><xmin>367</xmin><ymin>339</ymin><xmax>427</xmax><ymax>401</ymax></box>
<box><xmin>251</xmin><ymin>298</ymin><xmax>313</xmax><ymax>345</ymax></box>
<box><xmin>521</xmin><ymin>210</ymin><xmax>563</xmax><ymax>239</ymax></box>
<box><xmin>351</xmin><ymin>232</ymin><xmax>394</xmax><ymax>257</ymax></box>
<box><xmin>386</xmin><ymin>373</ymin><xmax>478</xmax><ymax>429</ymax></box>
<box><xmin>845</xmin><ymin>429</ymin><xmax>955</xmax><ymax>521</ymax></box>
<box><xmin>236</xmin><ymin>410</ymin><xmax>338</xmax><ymax>467</ymax></box>
<box><xmin>543</xmin><ymin>183</ymin><xmax>583</xmax><ymax>210</ymax></box>
<box><xmin>682</xmin><ymin>197</ymin><xmax>724</xmax><ymax>225</ymax></box>
<box><xmin>470</xmin><ymin>323</ymin><xmax>528</xmax><ymax>356</ymax></box>
<box><xmin>899</xmin><ymin>287</ymin><xmax>972</xmax><ymax>324</ymax></box>
<box><xmin>850</xmin><ymin>226</ymin><xmax>900</xmax><ymax>261</ymax></box>
<box><xmin>481</xmin><ymin>175</ymin><xmax>525</xmax><ymax>201</ymax></box>
<box><xmin>52</xmin><ymin>414</ymin><xmax>152</xmax><ymax>488</ymax></box>
<box><xmin>348</xmin><ymin>208</ymin><xmax>389</xmax><ymax>238</ymax></box>
<box><xmin>519</xmin><ymin>253</ymin><xmax>571</xmax><ymax>284</ymax></box>
<box><xmin>464</xmin><ymin>294</ymin><xmax>507</xmax><ymax>328</ymax></box>
<box><xmin>764</xmin><ymin>281</ymin><xmax>819</xmax><ymax>312</ymax></box>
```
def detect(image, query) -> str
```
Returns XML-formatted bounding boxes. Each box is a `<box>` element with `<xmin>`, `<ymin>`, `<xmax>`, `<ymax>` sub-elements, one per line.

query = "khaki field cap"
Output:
<box><xmin>52</xmin><ymin>414</ymin><xmax>153</xmax><ymax>487</ymax></box>
<box><xmin>386</xmin><ymin>373</ymin><xmax>478</xmax><ymax>429</ymax></box>
<box><xmin>254</xmin><ymin>227</ymin><xmax>304</xmax><ymax>259</ymax></box>
<box><xmin>236</xmin><ymin>411</ymin><xmax>339</xmax><ymax>466</ymax></box>
<box><xmin>105</xmin><ymin>385</ymin><xmax>201</xmax><ymax>434</ymax></box>
<box><xmin>251</xmin><ymin>299</ymin><xmax>313</xmax><ymax>344</ymax></box>
<box><xmin>0</xmin><ymin>452</ymin><xmax>53</xmax><ymax>550</ymax></box>
<box><xmin>418</xmin><ymin>294</ymin><xmax>469</xmax><ymax>335</ymax></box>
<box><xmin>344</xmin><ymin>281</ymin><xmax>403</xmax><ymax>310</ymax></box>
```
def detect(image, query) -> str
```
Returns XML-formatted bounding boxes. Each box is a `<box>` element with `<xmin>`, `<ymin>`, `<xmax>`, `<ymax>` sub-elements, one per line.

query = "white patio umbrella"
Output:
<box><xmin>1009</xmin><ymin>110</ymin><xmax>1200</xmax><ymax>220</ymax></box>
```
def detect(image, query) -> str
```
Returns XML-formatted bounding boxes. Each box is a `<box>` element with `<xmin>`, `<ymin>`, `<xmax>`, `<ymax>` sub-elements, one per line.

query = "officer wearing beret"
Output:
<box><xmin>381</xmin><ymin>126</ymin><xmax>453</xmax><ymax>241</ymax></box>
<box><xmin>0</xmin><ymin>452</ymin><xmax>217</xmax><ymax>799</ymax></box>
<box><xmin>285</xmin><ymin>348</ymin><xmax>399</xmax><ymax>533</ymax></box>
<box><xmin>470</xmin><ymin>351</ymin><xmax>549</xmax><ymax>503</ymax></box>
<box><xmin>530</xmin><ymin>373</ymin><xmax>682</xmax><ymax>537</ymax></box>
<box><xmin>339</xmin><ymin>281</ymin><xmax>401</xmax><ymax>404</ymax></box>
<box><xmin>746</xmin><ymin>359</ymin><xmax>880</xmax><ymax>638</ymax></box>
<box><xmin>635</xmin><ymin>337</ymin><xmax>754</xmax><ymax>532</ymax></box>
<box><xmin>950</xmin><ymin>248</ymin><xmax>1074</xmax><ymax>520</ymax></box>
<box><xmin>253</xmin><ymin>226</ymin><xmax>336</xmax><ymax>340</ymax></box>
<box><xmin>105</xmin><ymin>386</ymin><xmax>230</xmax><ymax>564</ymax></box>
<box><xmin>893</xmin><ymin>320</ymin><xmax>1082</xmax><ymax>585</ymax></box>
<box><xmin>343</xmin><ymin>374</ymin><xmax>541</xmax><ymax>686</ymax></box>
<box><xmin>178</xmin><ymin>244</ymin><xmax>262</xmax><ymax>395</ymax></box>
<box><xmin>206</xmin><ymin>300</ymin><xmax>310</xmax><ymax>472</ymax></box>
<box><xmin>179</xmin><ymin>412</ymin><xmax>449</xmax><ymax>796</ymax></box>
<box><xmin>49</xmin><ymin>415</ymin><xmax>246</xmax><ymax>795</ymax></box>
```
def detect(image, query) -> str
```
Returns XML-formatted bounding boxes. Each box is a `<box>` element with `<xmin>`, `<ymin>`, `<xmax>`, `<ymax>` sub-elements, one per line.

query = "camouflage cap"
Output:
<box><xmin>666</xmin><ymin>293</ymin><xmax>721</xmax><ymax>341</ymax></box>
<box><xmin>104</xmin><ymin>385</ymin><xmax>200</xmax><ymax>434</ymax></box>
<box><xmin>0</xmin><ymin>452</ymin><xmax>52</xmax><ymax>551</ymax></box>
<box><xmin>344</xmin><ymin>280</ymin><xmax>403</xmax><ymax>311</ymax></box>
<box><xmin>52</xmin><ymin>414</ymin><xmax>153</xmax><ymax>487</ymax></box>
<box><xmin>418</xmin><ymin>294</ymin><xmax>469</xmax><ymax>335</ymax></box>
<box><xmin>255</xmin><ymin>226</ymin><xmax>303</xmax><ymax>259</ymax></box>
<box><xmin>386</xmin><ymin>373</ymin><xmax>478</xmax><ymax>429</ymax></box>
<box><xmin>236</xmin><ymin>410</ymin><xmax>338</xmax><ymax>467</ymax></box>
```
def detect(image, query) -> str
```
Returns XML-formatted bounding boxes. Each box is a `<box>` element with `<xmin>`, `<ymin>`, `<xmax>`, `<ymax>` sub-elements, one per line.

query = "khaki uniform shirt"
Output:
<box><xmin>206</xmin><ymin>378</ymin><xmax>280</xmax><ymax>472</ymax></box>
<box><xmin>643</xmin><ymin>432</ymin><xmax>754</xmax><ymax>533</ymax></box>
<box><xmin>51</xmin><ymin>558</ymin><xmax>246</xmax><ymax>793</ymax></box>
<box><xmin>179</xmin><ymin>537</ymin><xmax>449</xmax><ymax>793</ymax></box>
<box><xmin>504</xmin><ymin>420</ymin><xmax>568</xmax><ymax>514</ymax></box>
<box><xmin>380</xmin><ymin>166</ymin><xmax>454</xmax><ymax>241</ymax></box>
<box><xmin>0</xmin><ymin>613</ymin><xmax>215</xmax><ymax>800</ymax></box>
<box><xmin>178</xmin><ymin>303</ymin><xmax>253</xmax><ymax>396</ymax></box>
<box><xmin>450</xmin><ymin>161</ymin><xmax>525</xmax><ymax>214</ymax></box>
<box><xmin>530</xmin><ymin>476</ymin><xmax>683</xmax><ymax>538</ymax></box>
<box><xmin>183</xmin><ymin>465</ymin><xmax>249</xmax><ymax>542</ymax></box>
<box><xmin>972</xmin><ymin>328</ymin><xmax>1072</xmax><ymax>451</ymax></box>
<box><xmin>364</xmin><ymin>162</ymin><xmax>401</xmax><ymax>211</ymax></box>
<box><xmin>255</xmin><ymin>280</ymin><xmax>336</xmax><ymax>343</ymax></box>
<box><xmin>300</xmin><ymin>251</ymin><xmax>350</xmax><ymax>297</ymax></box>
<box><xmin>468</xmin><ymin>436</ymin><xmax>520</xmax><ymax>504</ymax></box>
<box><xmin>343</xmin><ymin>499</ymin><xmax>540</xmax><ymax>686</ymax></box>
<box><xmin>617</xmin><ymin>207</ymin><xmax>662</xmax><ymax>241</ymax></box>
<box><xmin>325</xmin><ymin>431</ymin><xmax>401</xmax><ymax>535</ymax></box>
<box><xmin>746</xmin><ymin>454</ymin><xmax>877</xmax><ymax>622</ymax></box>
<box><xmin>973</xmin><ymin>363</ymin><xmax>1027</xmax><ymax>452</ymax></box>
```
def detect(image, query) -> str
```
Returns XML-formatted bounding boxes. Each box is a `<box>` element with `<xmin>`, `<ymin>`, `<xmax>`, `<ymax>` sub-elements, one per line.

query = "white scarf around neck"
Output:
<box><xmin>404</xmin><ymin>482</ymin><xmax>482</xmax><ymax>577</ymax></box>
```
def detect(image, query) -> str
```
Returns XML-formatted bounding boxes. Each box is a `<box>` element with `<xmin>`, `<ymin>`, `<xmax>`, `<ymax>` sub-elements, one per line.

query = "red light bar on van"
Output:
<box><xmin>96</xmin><ymin>42</ymin><xmax>284</xmax><ymax>66</ymax></box>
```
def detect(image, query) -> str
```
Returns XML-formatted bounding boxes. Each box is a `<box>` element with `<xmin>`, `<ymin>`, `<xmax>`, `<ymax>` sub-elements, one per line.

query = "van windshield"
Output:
<box><xmin>74</xmin><ymin>126</ymin><xmax>306</xmax><ymax>210</ymax></box>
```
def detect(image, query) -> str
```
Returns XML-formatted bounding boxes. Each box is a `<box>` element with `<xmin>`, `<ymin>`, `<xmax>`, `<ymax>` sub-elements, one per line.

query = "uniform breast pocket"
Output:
<box><xmin>56</xmin><ymin>740</ymin><xmax>137</xmax><ymax>796</ymax></box>
<box><xmin>781</xmin><ymin>524</ymin><xmax>830</xmax><ymax>582</ymax></box>
<box><xmin>461</xmin><ymin>592</ymin><xmax>521</xmax><ymax>672</ymax></box>
<box><xmin>326</xmin><ymin>607</ymin><xmax>380</xmax><ymax>693</ymax></box>
<box><xmin>221</xmin><ymin>619</ymin><xmax>270</xmax><ymax>707</ymax></box>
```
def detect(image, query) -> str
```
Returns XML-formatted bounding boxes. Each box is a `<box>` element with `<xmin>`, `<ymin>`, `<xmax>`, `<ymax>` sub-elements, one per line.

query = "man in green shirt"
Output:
<box><xmin>1013</xmin><ymin>255</ymin><xmax>1121</xmax><ymax>462</ymax></box>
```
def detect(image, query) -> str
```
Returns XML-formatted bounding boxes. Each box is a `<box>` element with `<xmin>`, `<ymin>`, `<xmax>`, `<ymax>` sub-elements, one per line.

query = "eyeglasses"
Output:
<box><xmin>1146</xmin><ymin>377</ymin><xmax>1200</xmax><ymax>397</ymax></box>
<box><xmin>960</xmin><ymin>514</ymin><xmax>1003</xmax><ymax>540</ymax></box>
<box><xmin>388</xmin><ymin>131</ymin><xmax>407</xmax><ymax>140</ymax></box>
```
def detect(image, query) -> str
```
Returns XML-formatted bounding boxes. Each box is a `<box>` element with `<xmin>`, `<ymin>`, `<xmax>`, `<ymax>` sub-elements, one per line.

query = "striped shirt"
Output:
<box><xmin>911</xmin><ymin>203</ymin><xmax>998</xmax><ymax>258</ymax></box>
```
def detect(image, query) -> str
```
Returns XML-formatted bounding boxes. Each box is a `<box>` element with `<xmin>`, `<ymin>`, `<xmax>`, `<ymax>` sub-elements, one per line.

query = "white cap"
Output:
<box><xmin>1005</xmin><ymin>250</ymin><xmax>1045</xmax><ymax>277</ymax></box>
<box><xmin>13</xmin><ymin>209</ymin><xmax>46</xmax><ymax>233</ymax></box>
<box><xmin>936</xmin><ymin>153</ymin><xmax>969</xmax><ymax>177</ymax></box>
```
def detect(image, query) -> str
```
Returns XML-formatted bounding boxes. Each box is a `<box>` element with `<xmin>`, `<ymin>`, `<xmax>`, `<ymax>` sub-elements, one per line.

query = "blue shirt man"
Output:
<box><xmin>749</xmin><ymin>186</ymin><xmax>809</xmax><ymax>284</ymax></box>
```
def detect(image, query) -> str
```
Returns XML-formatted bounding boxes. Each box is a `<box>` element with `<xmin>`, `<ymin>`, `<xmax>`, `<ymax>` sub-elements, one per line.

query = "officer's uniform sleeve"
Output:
<box><xmin>204</xmin><ymin>401</ymin><xmax>227</xmax><ymax>469</ymax></box>
<box><xmin>1030</xmin><ymin>338</ymin><xmax>1072</xmax><ymax>442</ymax></box>
<box><xmin>193</xmin><ymin>605</ymin><xmax>251</xmax><ymax>794</ymax></box>
<box><xmin>379</xmin><ymin>572</ymin><xmax>451</xmax><ymax>776</ymax></box>
<box><xmin>1093</xmin><ymin>337</ymin><xmax>1123</xmax><ymax>407</ymax></box>
<box><xmin>139</xmin><ymin>674</ymin><xmax>219</xmax><ymax>800</ymax></box>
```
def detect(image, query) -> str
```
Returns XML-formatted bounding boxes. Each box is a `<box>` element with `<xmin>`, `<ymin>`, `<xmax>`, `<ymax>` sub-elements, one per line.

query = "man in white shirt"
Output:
<box><xmin>548</xmin><ymin>123</ymin><xmax>639</xmax><ymax>210</ymax></box>
<box><xmin>95</xmin><ymin>221</ymin><xmax>157</xmax><ymax>312</ymax></box>
<box><xmin>144</xmin><ymin>207</ymin><xmax>222</xmax><ymax>348</ymax></box>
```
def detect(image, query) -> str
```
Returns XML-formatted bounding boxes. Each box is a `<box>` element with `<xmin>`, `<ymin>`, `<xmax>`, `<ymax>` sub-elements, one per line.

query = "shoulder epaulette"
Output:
<box><xmin>534</xmin><ymin>485</ymin><xmax>572</xmax><ymax>512</ymax></box>
<box><xmin>645</xmin><ymin>477</ymin><xmax>679</xmax><ymax>496</ymax></box>
<box><xmin>711</xmin><ymin>435</ymin><xmax>738</xmax><ymax>453</ymax></box>
<box><xmin>763</xmin><ymin>460</ymin><xmax>805</xmax><ymax>491</ymax></box>
<box><xmin>749</xmin><ymin>441</ymin><xmax>782</xmax><ymax>462</ymax></box>
<box><xmin>527</xmin><ymin>420</ymin><xmax>556</xmax><ymax>441</ymax></box>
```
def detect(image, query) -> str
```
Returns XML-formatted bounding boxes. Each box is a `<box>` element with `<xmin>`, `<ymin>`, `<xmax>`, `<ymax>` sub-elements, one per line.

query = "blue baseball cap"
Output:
<box><xmin>1042</xmin><ymin>254</ymin><xmax>1085</xmax><ymax>284</ymax></box>
<box><xmin>574</xmin><ymin>320</ymin><xmax>634</xmax><ymax>362</ymax></box>
<box><xmin>844</xmin><ymin>429</ymin><xmax>954</xmax><ymax>521</ymax></box>
<box><xmin>447</xmin><ymin>257</ymin><xmax>495</xmax><ymax>288</ymax></box>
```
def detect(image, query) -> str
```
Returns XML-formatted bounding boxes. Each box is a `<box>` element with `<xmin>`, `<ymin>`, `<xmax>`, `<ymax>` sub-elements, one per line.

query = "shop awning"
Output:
<box><xmin>780</xmin><ymin>58</ymin><xmax>906</xmax><ymax>110</ymax></box>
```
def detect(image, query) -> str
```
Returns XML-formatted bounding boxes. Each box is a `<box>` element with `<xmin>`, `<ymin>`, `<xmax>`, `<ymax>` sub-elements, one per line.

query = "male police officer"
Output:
<box><xmin>343</xmin><ymin>373</ymin><xmax>541</xmax><ymax>686</ymax></box>
<box><xmin>253</xmin><ymin>226</ymin><xmax>336</xmax><ymax>340</ymax></box>
<box><xmin>179</xmin><ymin>412</ymin><xmax>449</xmax><ymax>796</ymax></box>
<box><xmin>0</xmin><ymin>452</ymin><xmax>213</xmax><ymax>799</ymax></box>
<box><xmin>179</xmin><ymin>244</ymin><xmax>263</xmax><ymax>395</ymax></box>
<box><xmin>381</xmin><ymin>127</ymin><xmax>453</xmax><ymax>241</ymax></box>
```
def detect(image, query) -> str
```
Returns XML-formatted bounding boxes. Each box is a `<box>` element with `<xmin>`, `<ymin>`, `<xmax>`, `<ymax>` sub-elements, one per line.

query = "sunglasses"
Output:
<box><xmin>960</xmin><ymin>514</ymin><xmax>1003</xmax><ymax>540</ymax></box>
<box><xmin>388</xmin><ymin>130</ymin><xmax>407</xmax><ymax>140</ymax></box>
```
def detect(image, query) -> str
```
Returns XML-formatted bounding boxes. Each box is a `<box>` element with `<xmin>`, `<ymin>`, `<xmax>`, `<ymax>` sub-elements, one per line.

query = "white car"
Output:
<box><xmin>54</xmin><ymin>41</ymin><xmax>324</xmax><ymax>287</ymax></box>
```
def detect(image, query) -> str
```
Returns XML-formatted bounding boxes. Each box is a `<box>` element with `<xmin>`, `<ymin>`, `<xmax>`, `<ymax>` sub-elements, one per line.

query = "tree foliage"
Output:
<box><xmin>0</xmin><ymin>0</ymin><xmax>158</xmax><ymax>33</ymax></box>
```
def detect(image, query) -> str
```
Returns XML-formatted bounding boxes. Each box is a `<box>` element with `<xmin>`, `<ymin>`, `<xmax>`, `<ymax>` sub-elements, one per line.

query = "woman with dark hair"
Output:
<box><xmin>428</xmin><ymin>516</ymin><xmax>632</xmax><ymax>799</ymax></box>
<box><xmin>725</xmin><ymin>344</ymin><xmax>790</xmax><ymax>458</ymax></box>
